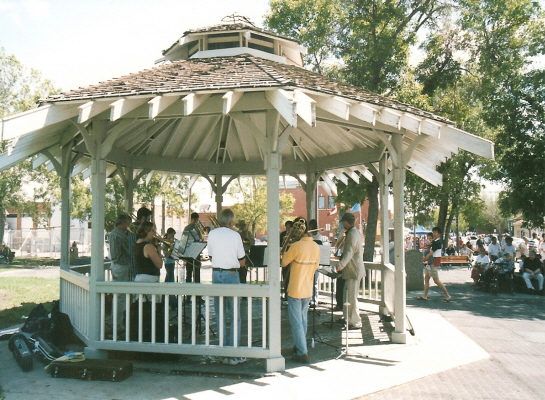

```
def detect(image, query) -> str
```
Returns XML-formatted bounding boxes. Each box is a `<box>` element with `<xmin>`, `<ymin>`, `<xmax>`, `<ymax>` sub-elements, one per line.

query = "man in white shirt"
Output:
<box><xmin>501</xmin><ymin>236</ymin><xmax>516</xmax><ymax>258</ymax></box>
<box><xmin>488</xmin><ymin>236</ymin><xmax>500</xmax><ymax>262</ymax></box>
<box><xmin>207</xmin><ymin>209</ymin><xmax>246</xmax><ymax>365</ymax></box>
<box><xmin>539</xmin><ymin>233</ymin><xmax>545</xmax><ymax>260</ymax></box>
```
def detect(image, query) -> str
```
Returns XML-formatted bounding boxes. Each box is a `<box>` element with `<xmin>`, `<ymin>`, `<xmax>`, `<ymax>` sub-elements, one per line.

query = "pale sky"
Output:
<box><xmin>0</xmin><ymin>0</ymin><xmax>271</xmax><ymax>91</ymax></box>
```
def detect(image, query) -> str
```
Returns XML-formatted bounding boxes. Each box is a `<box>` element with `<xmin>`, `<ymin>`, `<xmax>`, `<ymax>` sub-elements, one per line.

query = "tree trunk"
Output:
<box><xmin>363</xmin><ymin>177</ymin><xmax>379</xmax><ymax>262</ymax></box>
<box><xmin>0</xmin><ymin>203</ymin><xmax>5</xmax><ymax>245</ymax></box>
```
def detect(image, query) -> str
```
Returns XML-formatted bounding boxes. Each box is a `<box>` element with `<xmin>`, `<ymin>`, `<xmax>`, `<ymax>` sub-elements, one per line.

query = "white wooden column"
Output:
<box><xmin>59</xmin><ymin>172</ymin><xmax>71</xmax><ymax>269</ymax></box>
<box><xmin>391</xmin><ymin>132</ymin><xmax>407</xmax><ymax>344</ymax></box>
<box><xmin>379</xmin><ymin>156</ymin><xmax>389</xmax><ymax>265</ymax></box>
<box><xmin>85</xmin><ymin>120</ymin><xmax>108</xmax><ymax>353</ymax></box>
<box><xmin>264</xmin><ymin>109</ymin><xmax>285</xmax><ymax>372</ymax></box>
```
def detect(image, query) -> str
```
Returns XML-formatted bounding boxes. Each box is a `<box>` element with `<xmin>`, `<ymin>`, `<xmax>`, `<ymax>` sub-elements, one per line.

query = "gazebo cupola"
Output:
<box><xmin>158</xmin><ymin>14</ymin><xmax>306</xmax><ymax>67</ymax></box>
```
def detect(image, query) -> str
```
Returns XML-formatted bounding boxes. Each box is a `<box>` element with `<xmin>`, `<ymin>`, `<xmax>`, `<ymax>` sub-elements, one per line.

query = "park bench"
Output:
<box><xmin>440</xmin><ymin>255</ymin><xmax>471</xmax><ymax>270</ymax></box>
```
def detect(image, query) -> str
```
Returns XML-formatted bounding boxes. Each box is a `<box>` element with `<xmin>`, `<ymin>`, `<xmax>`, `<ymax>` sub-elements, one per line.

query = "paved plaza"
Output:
<box><xmin>1</xmin><ymin>266</ymin><xmax>544</xmax><ymax>399</ymax></box>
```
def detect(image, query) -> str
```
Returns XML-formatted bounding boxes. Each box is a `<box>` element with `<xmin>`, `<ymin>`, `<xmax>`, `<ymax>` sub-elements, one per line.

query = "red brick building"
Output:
<box><xmin>280</xmin><ymin>183</ymin><xmax>369</xmax><ymax>244</ymax></box>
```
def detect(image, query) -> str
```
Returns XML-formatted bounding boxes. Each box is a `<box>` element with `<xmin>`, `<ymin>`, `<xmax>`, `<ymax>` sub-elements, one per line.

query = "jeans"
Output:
<box><xmin>523</xmin><ymin>272</ymin><xmax>544</xmax><ymax>290</ymax></box>
<box><xmin>110</xmin><ymin>263</ymin><xmax>130</xmax><ymax>327</ymax></box>
<box><xmin>212</xmin><ymin>269</ymin><xmax>241</xmax><ymax>346</ymax></box>
<box><xmin>164</xmin><ymin>261</ymin><xmax>175</xmax><ymax>282</ymax></box>
<box><xmin>288</xmin><ymin>296</ymin><xmax>311</xmax><ymax>356</ymax></box>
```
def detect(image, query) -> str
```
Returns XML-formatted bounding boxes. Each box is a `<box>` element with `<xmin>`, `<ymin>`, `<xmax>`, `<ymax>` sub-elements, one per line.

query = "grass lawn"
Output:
<box><xmin>0</xmin><ymin>258</ymin><xmax>60</xmax><ymax>330</ymax></box>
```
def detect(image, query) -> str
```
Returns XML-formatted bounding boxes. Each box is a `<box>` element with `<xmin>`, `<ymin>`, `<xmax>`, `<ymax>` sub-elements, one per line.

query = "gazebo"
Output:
<box><xmin>0</xmin><ymin>17</ymin><xmax>493</xmax><ymax>372</ymax></box>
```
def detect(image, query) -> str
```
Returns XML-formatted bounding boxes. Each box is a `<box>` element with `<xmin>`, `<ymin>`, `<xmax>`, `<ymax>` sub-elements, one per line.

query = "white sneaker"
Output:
<box><xmin>228</xmin><ymin>357</ymin><xmax>247</xmax><ymax>365</ymax></box>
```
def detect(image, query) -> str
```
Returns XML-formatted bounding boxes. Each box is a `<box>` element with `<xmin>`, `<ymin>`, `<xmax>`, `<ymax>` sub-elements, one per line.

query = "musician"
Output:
<box><xmin>335</xmin><ymin>213</ymin><xmax>366</xmax><ymax>330</ymax></box>
<box><xmin>183</xmin><ymin>212</ymin><xmax>203</xmax><ymax>284</ymax></box>
<box><xmin>235</xmin><ymin>220</ymin><xmax>255</xmax><ymax>284</ymax></box>
<box><xmin>281</xmin><ymin>219</ymin><xmax>320</xmax><ymax>364</ymax></box>
<box><xmin>280</xmin><ymin>220</ymin><xmax>294</xmax><ymax>300</ymax></box>
<box><xmin>108</xmin><ymin>213</ymin><xmax>132</xmax><ymax>329</ymax></box>
<box><xmin>163</xmin><ymin>228</ymin><xmax>176</xmax><ymax>283</ymax></box>
<box><xmin>133</xmin><ymin>222</ymin><xmax>163</xmax><ymax>283</ymax></box>
<box><xmin>128</xmin><ymin>206</ymin><xmax>152</xmax><ymax>280</ymax></box>
<box><xmin>207</xmin><ymin>209</ymin><xmax>246</xmax><ymax>364</ymax></box>
<box><xmin>280</xmin><ymin>220</ymin><xmax>294</xmax><ymax>247</ymax></box>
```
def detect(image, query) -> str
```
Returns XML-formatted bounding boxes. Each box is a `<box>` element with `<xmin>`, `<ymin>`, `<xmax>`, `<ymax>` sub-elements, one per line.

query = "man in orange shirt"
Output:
<box><xmin>281</xmin><ymin>218</ymin><xmax>320</xmax><ymax>364</ymax></box>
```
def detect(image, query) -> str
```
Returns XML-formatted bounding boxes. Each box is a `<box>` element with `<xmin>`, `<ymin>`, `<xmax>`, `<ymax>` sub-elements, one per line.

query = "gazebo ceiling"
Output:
<box><xmin>0</xmin><ymin>47</ymin><xmax>494</xmax><ymax>188</ymax></box>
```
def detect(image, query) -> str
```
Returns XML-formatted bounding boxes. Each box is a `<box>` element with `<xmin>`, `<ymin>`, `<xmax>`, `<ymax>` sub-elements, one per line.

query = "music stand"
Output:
<box><xmin>318</xmin><ymin>267</ymin><xmax>341</xmax><ymax>328</ymax></box>
<box><xmin>335</xmin><ymin>302</ymin><xmax>368</xmax><ymax>360</ymax></box>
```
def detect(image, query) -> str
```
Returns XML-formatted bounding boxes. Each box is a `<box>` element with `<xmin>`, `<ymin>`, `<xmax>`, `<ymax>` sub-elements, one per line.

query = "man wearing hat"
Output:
<box><xmin>335</xmin><ymin>212</ymin><xmax>366</xmax><ymax>330</ymax></box>
<box><xmin>235</xmin><ymin>220</ymin><xmax>254</xmax><ymax>283</ymax></box>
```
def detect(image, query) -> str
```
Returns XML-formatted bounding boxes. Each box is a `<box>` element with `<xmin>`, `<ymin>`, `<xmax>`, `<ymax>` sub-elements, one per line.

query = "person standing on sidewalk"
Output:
<box><xmin>420</xmin><ymin>226</ymin><xmax>452</xmax><ymax>302</ymax></box>
<box><xmin>335</xmin><ymin>212</ymin><xmax>366</xmax><ymax>329</ymax></box>
<box><xmin>281</xmin><ymin>218</ymin><xmax>320</xmax><ymax>364</ymax></box>
<box><xmin>108</xmin><ymin>214</ymin><xmax>132</xmax><ymax>330</ymax></box>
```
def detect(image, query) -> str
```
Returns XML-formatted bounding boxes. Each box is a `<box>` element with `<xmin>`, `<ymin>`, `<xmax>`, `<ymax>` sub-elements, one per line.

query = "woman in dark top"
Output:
<box><xmin>133</xmin><ymin>222</ymin><xmax>163</xmax><ymax>282</ymax></box>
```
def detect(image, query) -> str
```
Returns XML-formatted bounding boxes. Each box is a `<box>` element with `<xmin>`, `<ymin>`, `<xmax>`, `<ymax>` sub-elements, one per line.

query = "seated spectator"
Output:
<box><xmin>488</xmin><ymin>236</ymin><xmax>500</xmax><ymax>262</ymax></box>
<box><xmin>471</xmin><ymin>246</ymin><xmax>489</xmax><ymax>286</ymax></box>
<box><xmin>521</xmin><ymin>250</ymin><xmax>544</xmax><ymax>295</ymax></box>
<box><xmin>460</xmin><ymin>242</ymin><xmax>472</xmax><ymax>262</ymax></box>
<box><xmin>501</xmin><ymin>236</ymin><xmax>516</xmax><ymax>259</ymax></box>
<box><xmin>0</xmin><ymin>243</ymin><xmax>14</xmax><ymax>264</ymax></box>
<box><xmin>445</xmin><ymin>241</ymin><xmax>457</xmax><ymax>256</ymax></box>
<box><xmin>483</xmin><ymin>252</ymin><xmax>515</xmax><ymax>293</ymax></box>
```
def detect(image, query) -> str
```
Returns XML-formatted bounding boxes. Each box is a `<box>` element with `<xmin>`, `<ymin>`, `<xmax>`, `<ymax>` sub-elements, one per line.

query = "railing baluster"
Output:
<box><xmin>164</xmin><ymin>297</ymin><xmax>169</xmax><ymax>344</ymax></box>
<box><xmin>151</xmin><ymin>295</ymin><xmax>157</xmax><ymax>344</ymax></box>
<box><xmin>125</xmin><ymin>293</ymin><xmax>130</xmax><ymax>342</ymax></box>
<box><xmin>138</xmin><ymin>294</ymin><xmax>143</xmax><ymax>343</ymax></box>
<box><xmin>205</xmin><ymin>296</ymin><xmax>210</xmax><ymax>346</ymax></box>
<box><xmin>191</xmin><ymin>295</ymin><xmax>196</xmax><ymax>346</ymax></box>
<box><xmin>219</xmin><ymin>296</ymin><xmax>224</xmax><ymax>347</ymax></box>
<box><xmin>112</xmin><ymin>293</ymin><xmax>118</xmax><ymax>341</ymax></box>
<box><xmin>262</xmin><ymin>297</ymin><xmax>267</xmax><ymax>348</ymax></box>
<box><xmin>177</xmin><ymin>295</ymin><xmax>183</xmax><ymax>345</ymax></box>
<box><xmin>233</xmin><ymin>296</ymin><xmax>238</xmax><ymax>348</ymax></box>
<box><xmin>100</xmin><ymin>292</ymin><xmax>105</xmax><ymax>341</ymax></box>
<box><xmin>248</xmin><ymin>296</ymin><xmax>252</xmax><ymax>348</ymax></box>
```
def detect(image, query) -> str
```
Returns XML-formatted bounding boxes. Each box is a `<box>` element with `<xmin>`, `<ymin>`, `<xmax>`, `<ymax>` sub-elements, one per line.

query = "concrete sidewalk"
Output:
<box><xmin>1</xmin><ymin>267</ymin><xmax>542</xmax><ymax>400</ymax></box>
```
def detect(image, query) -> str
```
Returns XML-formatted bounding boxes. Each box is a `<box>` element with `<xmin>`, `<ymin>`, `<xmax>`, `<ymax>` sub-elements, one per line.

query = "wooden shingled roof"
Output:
<box><xmin>43</xmin><ymin>55</ymin><xmax>452</xmax><ymax>125</ymax></box>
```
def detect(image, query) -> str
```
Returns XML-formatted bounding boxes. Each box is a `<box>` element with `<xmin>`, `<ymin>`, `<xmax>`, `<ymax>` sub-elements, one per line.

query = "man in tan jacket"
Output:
<box><xmin>335</xmin><ymin>213</ymin><xmax>366</xmax><ymax>329</ymax></box>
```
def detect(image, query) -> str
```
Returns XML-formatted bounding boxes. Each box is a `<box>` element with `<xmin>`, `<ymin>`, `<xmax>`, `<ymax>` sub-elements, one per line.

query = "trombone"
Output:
<box><xmin>204</xmin><ymin>211</ymin><xmax>220</xmax><ymax>228</ymax></box>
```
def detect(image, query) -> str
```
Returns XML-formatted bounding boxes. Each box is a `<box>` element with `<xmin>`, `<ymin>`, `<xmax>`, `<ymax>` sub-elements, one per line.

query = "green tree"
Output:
<box><xmin>266</xmin><ymin>0</ymin><xmax>340</xmax><ymax>74</ymax></box>
<box><xmin>267</xmin><ymin>0</ymin><xmax>445</xmax><ymax>260</ymax></box>
<box><xmin>455</xmin><ymin>0</ymin><xmax>545</xmax><ymax>226</ymax></box>
<box><xmin>227</xmin><ymin>177</ymin><xmax>295</xmax><ymax>236</ymax></box>
<box><xmin>0</xmin><ymin>47</ymin><xmax>58</xmax><ymax>244</ymax></box>
<box><xmin>71</xmin><ymin>176</ymin><xmax>92</xmax><ymax>223</ymax></box>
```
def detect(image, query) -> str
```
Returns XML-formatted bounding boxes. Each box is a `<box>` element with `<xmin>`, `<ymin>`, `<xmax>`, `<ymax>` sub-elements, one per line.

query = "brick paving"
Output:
<box><xmin>359</xmin><ymin>267</ymin><xmax>545</xmax><ymax>400</ymax></box>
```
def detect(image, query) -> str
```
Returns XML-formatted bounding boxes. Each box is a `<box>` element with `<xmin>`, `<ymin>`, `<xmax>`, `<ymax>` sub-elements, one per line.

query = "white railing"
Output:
<box><xmin>60</xmin><ymin>269</ymin><xmax>91</xmax><ymax>339</ymax></box>
<box><xmin>317</xmin><ymin>262</ymin><xmax>387</xmax><ymax>308</ymax></box>
<box><xmin>60</xmin><ymin>261</ymin><xmax>390</xmax><ymax>360</ymax></box>
<box><xmin>60</xmin><ymin>266</ymin><xmax>273</xmax><ymax>359</ymax></box>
